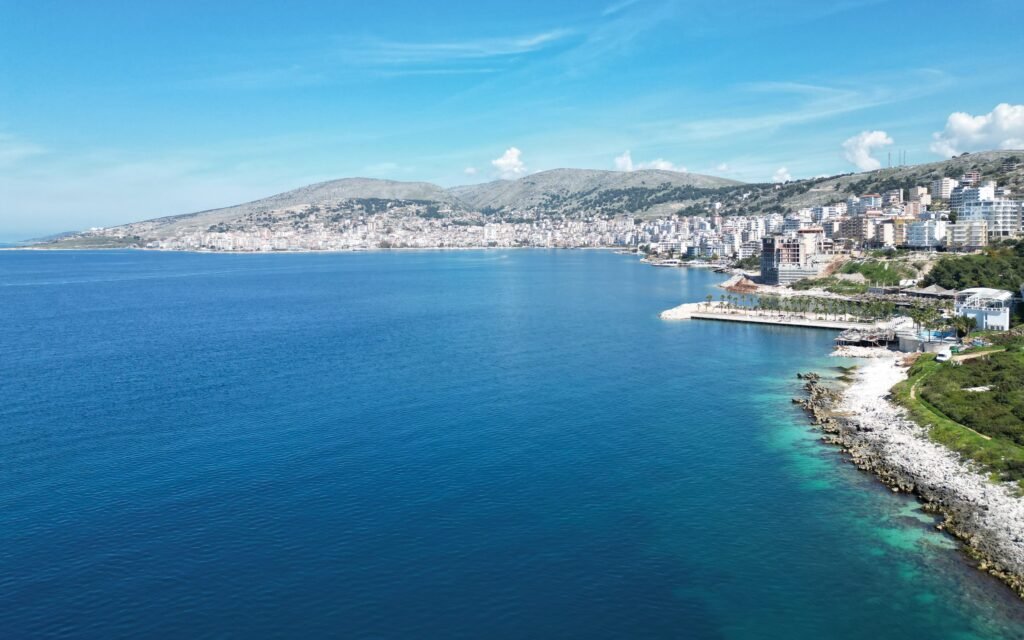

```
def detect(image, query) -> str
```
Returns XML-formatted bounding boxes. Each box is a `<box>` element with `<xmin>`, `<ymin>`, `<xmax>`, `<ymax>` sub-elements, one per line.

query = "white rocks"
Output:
<box><xmin>839</xmin><ymin>355</ymin><xmax>1024</xmax><ymax>582</ymax></box>
<box><xmin>831</xmin><ymin>346</ymin><xmax>895</xmax><ymax>358</ymax></box>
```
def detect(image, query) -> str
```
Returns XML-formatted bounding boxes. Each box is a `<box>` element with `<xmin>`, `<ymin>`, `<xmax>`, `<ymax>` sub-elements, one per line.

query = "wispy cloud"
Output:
<box><xmin>196</xmin><ymin>29</ymin><xmax>575</xmax><ymax>89</ymax></box>
<box><xmin>374</xmin><ymin>67</ymin><xmax>500</xmax><ymax>78</ymax></box>
<box><xmin>346</xmin><ymin>30</ymin><xmax>575</xmax><ymax>66</ymax></box>
<box><xmin>555</xmin><ymin>1</ymin><xmax>674</xmax><ymax>75</ymax></box>
<box><xmin>0</xmin><ymin>133</ymin><xmax>46</xmax><ymax>168</ymax></box>
<box><xmin>602</xmin><ymin>0</ymin><xmax>641</xmax><ymax>16</ymax></box>
<box><xmin>633</xmin><ymin>71</ymin><xmax>952</xmax><ymax>144</ymax></box>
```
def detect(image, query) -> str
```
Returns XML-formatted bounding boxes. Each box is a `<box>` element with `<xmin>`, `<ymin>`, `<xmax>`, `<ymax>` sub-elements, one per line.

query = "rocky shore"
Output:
<box><xmin>796</xmin><ymin>352</ymin><xmax>1024</xmax><ymax>598</ymax></box>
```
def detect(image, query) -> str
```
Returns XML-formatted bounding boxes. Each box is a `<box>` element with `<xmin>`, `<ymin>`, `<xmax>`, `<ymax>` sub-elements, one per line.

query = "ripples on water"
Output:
<box><xmin>1</xmin><ymin>249</ymin><xmax>1023</xmax><ymax>639</ymax></box>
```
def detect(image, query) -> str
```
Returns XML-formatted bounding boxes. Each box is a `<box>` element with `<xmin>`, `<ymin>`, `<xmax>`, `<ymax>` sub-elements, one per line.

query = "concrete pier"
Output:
<box><xmin>660</xmin><ymin>303</ymin><xmax>881</xmax><ymax>331</ymax></box>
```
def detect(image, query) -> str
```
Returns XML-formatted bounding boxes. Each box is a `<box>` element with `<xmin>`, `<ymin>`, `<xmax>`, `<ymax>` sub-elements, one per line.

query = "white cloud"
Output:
<box><xmin>842</xmin><ymin>130</ymin><xmax>893</xmax><ymax>171</ymax></box>
<box><xmin>715</xmin><ymin>163</ymin><xmax>730</xmax><ymax>172</ymax></box>
<box><xmin>463</xmin><ymin>166</ymin><xmax>478</xmax><ymax>175</ymax></box>
<box><xmin>637</xmin><ymin>158</ymin><xmax>686</xmax><ymax>172</ymax></box>
<box><xmin>492</xmin><ymin>147</ymin><xmax>526</xmax><ymax>178</ymax></box>
<box><xmin>613</xmin><ymin>150</ymin><xmax>685</xmax><ymax>172</ymax></box>
<box><xmin>772</xmin><ymin>167</ymin><xmax>793</xmax><ymax>183</ymax></box>
<box><xmin>614</xmin><ymin>150</ymin><xmax>634</xmax><ymax>171</ymax></box>
<box><xmin>930</xmin><ymin>103</ymin><xmax>1024</xmax><ymax>157</ymax></box>
<box><xmin>0</xmin><ymin>133</ymin><xmax>46</xmax><ymax>168</ymax></box>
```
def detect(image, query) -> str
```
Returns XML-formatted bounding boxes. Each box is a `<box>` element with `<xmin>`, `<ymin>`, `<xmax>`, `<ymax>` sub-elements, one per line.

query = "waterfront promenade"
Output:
<box><xmin>659</xmin><ymin>302</ymin><xmax>882</xmax><ymax>331</ymax></box>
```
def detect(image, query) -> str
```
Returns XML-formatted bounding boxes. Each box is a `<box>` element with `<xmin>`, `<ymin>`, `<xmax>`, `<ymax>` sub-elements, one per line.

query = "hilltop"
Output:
<box><xmin>113</xmin><ymin>177</ymin><xmax>463</xmax><ymax>239</ymax></box>
<box><xmin>450</xmin><ymin>168</ymin><xmax>740</xmax><ymax>217</ymax></box>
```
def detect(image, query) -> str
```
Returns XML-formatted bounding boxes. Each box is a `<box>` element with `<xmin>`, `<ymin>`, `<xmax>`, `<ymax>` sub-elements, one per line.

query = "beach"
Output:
<box><xmin>815</xmin><ymin>351</ymin><xmax>1024</xmax><ymax>597</ymax></box>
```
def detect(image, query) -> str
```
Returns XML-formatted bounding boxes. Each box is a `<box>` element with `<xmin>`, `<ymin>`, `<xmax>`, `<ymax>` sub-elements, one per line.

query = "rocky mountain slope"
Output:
<box><xmin>449</xmin><ymin>168</ymin><xmax>740</xmax><ymax>216</ymax></box>
<box><xmin>116</xmin><ymin>178</ymin><xmax>462</xmax><ymax>238</ymax></box>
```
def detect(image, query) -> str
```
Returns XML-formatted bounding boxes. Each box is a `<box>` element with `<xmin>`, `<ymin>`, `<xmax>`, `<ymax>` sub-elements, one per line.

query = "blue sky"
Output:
<box><xmin>2</xmin><ymin>0</ymin><xmax>1023</xmax><ymax>238</ymax></box>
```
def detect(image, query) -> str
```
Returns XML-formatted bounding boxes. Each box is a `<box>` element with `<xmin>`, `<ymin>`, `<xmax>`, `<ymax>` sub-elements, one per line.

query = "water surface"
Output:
<box><xmin>1</xmin><ymin>249</ymin><xmax>1022</xmax><ymax>638</ymax></box>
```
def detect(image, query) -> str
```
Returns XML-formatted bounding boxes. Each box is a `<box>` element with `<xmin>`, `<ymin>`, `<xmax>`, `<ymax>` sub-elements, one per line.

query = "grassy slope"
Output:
<box><xmin>893</xmin><ymin>347</ymin><xmax>1024</xmax><ymax>483</ymax></box>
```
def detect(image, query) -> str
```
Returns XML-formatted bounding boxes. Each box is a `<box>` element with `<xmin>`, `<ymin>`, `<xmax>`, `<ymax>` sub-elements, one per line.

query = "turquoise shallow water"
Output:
<box><xmin>1</xmin><ymin>249</ymin><xmax>1023</xmax><ymax>638</ymax></box>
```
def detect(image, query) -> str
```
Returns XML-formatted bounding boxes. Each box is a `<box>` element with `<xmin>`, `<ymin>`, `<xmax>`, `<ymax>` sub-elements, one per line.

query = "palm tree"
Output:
<box><xmin>953</xmin><ymin>315</ymin><xmax>977</xmax><ymax>339</ymax></box>
<box><xmin>705</xmin><ymin>294</ymin><xmax>713</xmax><ymax>311</ymax></box>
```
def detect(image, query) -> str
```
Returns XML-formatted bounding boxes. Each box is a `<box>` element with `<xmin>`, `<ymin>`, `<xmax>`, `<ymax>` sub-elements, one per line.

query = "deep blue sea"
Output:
<box><xmin>2</xmin><ymin>249</ymin><xmax>1024</xmax><ymax>638</ymax></box>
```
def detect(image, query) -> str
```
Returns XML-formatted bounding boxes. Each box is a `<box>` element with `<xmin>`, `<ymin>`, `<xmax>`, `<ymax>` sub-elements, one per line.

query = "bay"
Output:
<box><xmin>1</xmin><ymin>249</ymin><xmax>1022</xmax><ymax>638</ymax></box>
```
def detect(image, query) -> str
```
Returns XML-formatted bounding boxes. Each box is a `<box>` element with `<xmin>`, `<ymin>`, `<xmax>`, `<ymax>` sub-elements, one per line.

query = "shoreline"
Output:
<box><xmin>0</xmin><ymin>245</ymin><xmax>630</xmax><ymax>254</ymax></box>
<box><xmin>803</xmin><ymin>351</ymin><xmax>1024</xmax><ymax>598</ymax></box>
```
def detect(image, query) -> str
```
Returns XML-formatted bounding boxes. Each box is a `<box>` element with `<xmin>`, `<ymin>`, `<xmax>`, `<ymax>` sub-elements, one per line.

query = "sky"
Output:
<box><xmin>1</xmin><ymin>0</ymin><xmax>1023</xmax><ymax>239</ymax></box>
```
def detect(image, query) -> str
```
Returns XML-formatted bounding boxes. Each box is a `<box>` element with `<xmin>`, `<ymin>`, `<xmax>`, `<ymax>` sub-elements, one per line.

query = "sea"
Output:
<box><xmin>2</xmin><ymin>249</ymin><xmax>1023</xmax><ymax>639</ymax></box>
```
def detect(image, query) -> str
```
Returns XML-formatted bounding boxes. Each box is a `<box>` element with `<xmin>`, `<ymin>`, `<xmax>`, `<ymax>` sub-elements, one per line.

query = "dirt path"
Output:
<box><xmin>952</xmin><ymin>347</ymin><xmax>1006</xmax><ymax>363</ymax></box>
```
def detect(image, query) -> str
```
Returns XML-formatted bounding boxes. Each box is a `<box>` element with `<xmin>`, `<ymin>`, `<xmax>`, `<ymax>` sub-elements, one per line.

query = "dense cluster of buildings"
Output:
<box><xmin>147</xmin><ymin>213</ymin><xmax>641</xmax><ymax>251</ymax></box>
<box><xmin>753</xmin><ymin>172</ymin><xmax>1023</xmax><ymax>284</ymax></box>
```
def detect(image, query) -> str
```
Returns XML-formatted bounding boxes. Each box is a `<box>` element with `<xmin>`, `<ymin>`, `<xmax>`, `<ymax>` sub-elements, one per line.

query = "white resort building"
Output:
<box><xmin>954</xmin><ymin>287</ymin><xmax>1015</xmax><ymax>331</ymax></box>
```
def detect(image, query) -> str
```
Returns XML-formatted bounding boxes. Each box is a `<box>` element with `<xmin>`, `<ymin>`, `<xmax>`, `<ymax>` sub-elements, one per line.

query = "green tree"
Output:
<box><xmin>953</xmin><ymin>315</ymin><xmax>978</xmax><ymax>339</ymax></box>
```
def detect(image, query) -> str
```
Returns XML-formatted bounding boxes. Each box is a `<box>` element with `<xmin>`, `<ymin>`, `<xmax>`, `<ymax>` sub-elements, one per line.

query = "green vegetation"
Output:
<box><xmin>919</xmin><ymin>352</ymin><xmax>1024</xmax><ymax>444</ymax></box>
<box><xmin>894</xmin><ymin>343</ymin><xmax>1024</xmax><ymax>482</ymax></box>
<box><xmin>790</xmin><ymin>277</ymin><xmax>868</xmax><ymax>295</ymax></box>
<box><xmin>868</xmin><ymin>247</ymin><xmax>910</xmax><ymax>259</ymax></box>
<box><xmin>838</xmin><ymin>259</ymin><xmax>916</xmax><ymax>286</ymax></box>
<box><xmin>44</xmin><ymin>235</ymin><xmax>142</xmax><ymax>249</ymax></box>
<box><xmin>924</xmin><ymin>239</ymin><xmax>1024</xmax><ymax>291</ymax></box>
<box><xmin>732</xmin><ymin>254</ymin><xmax>760</xmax><ymax>270</ymax></box>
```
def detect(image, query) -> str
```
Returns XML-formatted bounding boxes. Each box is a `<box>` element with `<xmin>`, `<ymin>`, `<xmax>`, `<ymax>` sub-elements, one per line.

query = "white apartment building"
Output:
<box><xmin>738</xmin><ymin>240</ymin><xmax>760</xmax><ymax>259</ymax></box>
<box><xmin>877</xmin><ymin>221</ymin><xmax>896</xmax><ymax>247</ymax></box>
<box><xmin>907</xmin><ymin>186</ymin><xmax>932</xmax><ymax>205</ymax></box>
<box><xmin>782</xmin><ymin>212</ymin><xmax>811</xmax><ymax>234</ymax></box>
<box><xmin>945</xmin><ymin>220</ymin><xmax>989</xmax><ymax>251</ymax></box>
<box><xmin>860</xmin><ymin>194</ymin><xmax>883</xmax><ymax>209</ymax></box>
<box><xmin>884</xmin><ymin>189</ymin><xmax>903</xmax><ymax>206</ymax></box>
<box><xmin>951</xmin><ymin>182</ymin><xmax>996</xmax><ymax>213</ymax></box>
<box><xmin>905</xmin><ymin>220</ymin><xmax>947</xmax><ymax>248</ymax></box>
<box><xmin>960</xmin><ymin>198</ymin><xmax>1022</xmax><ymax>240</ymax></box>
<box><xmin>931</xmin><ymin>177</ymin><xmax>958</xmax><ymax>200</ymax></box>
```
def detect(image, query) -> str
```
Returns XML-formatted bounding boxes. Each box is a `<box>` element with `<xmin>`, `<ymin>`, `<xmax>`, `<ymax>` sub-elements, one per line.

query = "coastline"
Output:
<box><xmin>0</xmin><ymin>245</ymin><xmax>630</xmax><ymax>254</ymax></box>
<box><xmin>805</xmin><ymin>351</ymin><xmax>1024</xmax><ymax>598</ymax></box>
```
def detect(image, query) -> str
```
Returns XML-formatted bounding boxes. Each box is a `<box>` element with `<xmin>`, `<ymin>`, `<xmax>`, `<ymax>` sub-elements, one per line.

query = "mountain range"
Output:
<box><xmin>37</xmin><ymin>150</ymin><xmax>1024</xmax><ymax>245</ymax></box>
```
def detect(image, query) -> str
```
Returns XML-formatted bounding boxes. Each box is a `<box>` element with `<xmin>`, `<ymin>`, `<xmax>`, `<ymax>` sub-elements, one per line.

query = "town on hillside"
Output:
<box><xmin>649</xmin><ymin>162</ymin><xmax>1024</xmax><ymax>339</ymax></box>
